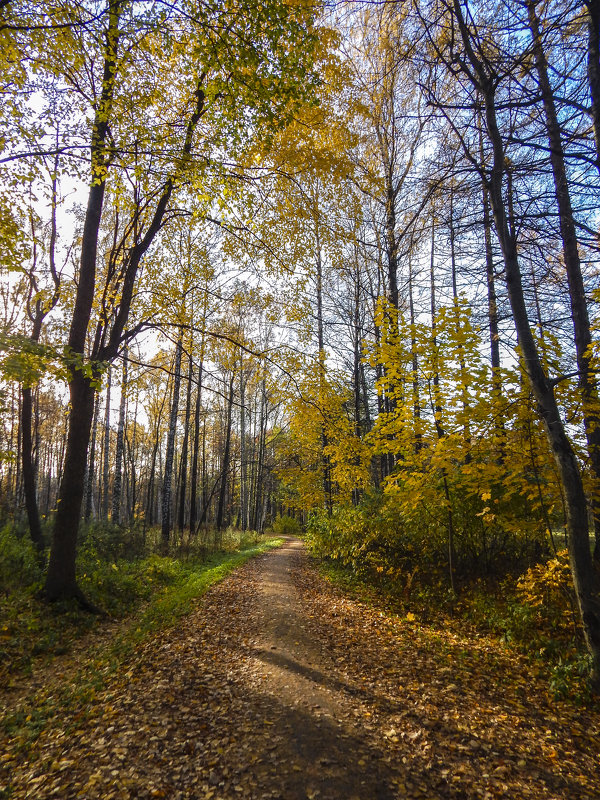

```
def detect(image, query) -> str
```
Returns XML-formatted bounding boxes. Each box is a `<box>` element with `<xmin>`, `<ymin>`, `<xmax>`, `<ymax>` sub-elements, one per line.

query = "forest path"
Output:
<box><xmin>2</xmin><ymin>537</ymin><xmax>600</xmax><ymax>799</ymax></box>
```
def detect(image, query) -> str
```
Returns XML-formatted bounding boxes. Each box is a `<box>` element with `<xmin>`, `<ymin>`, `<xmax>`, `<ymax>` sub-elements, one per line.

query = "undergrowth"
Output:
<box><xmin>315</xmin><ymin>550</ymin><xmax>591</xmax><ymax>704</ymax></box>
<box><xmin>0</xmin><ymin>522</ymin><xmax>280</xmax><ymax>686</ymax></box>
<box><xmin>1</xmin><ymin>522</ymin><xmax>282</xmax><ymax>757</ymax></box>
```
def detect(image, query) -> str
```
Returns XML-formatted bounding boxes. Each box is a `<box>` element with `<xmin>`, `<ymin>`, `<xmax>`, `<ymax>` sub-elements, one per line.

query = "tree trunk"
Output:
<box><xmin>528</xmin><ymin>0</ymin><xmax>600</xmax><ymax>562</ymax></box>
<box><xmin>128</xmin><ymin>384</ymin><xmax>139</xmax><ymax>520</ymax></box>
<box><xmin>586</xmin><ymin>0</ymin><xmax>600</xmax><ymax>175</ymax></box>
<box><xmin>161</xmin><ymin>336</ymin><xmax>183</xmax><ymax>549</ymax></box>
<box><xmin>240</xmin><ymin>356</ymin><xmax>248</xmax><ymax>531</ymax></box>
<box><xmin>112</xmin><ymin>344</ymin><xmax>127</xmax><ymax>524</ymax></box>
<box><xmin>253</xmin><ymin>381</ymin><xmax>267</xmax><ymax>531</ymax></box>
<box><xmin>451</xmin><ymin>0</ymin><xmax>600</xmax><ymax>686</ymax></box>
<box><xmin>44</xmin><ymin>0</ymin><xmax>121</xmax><ymax>601</ymax></box>
<box><xmin>102</xmin><ymin>365</ymin><xmax>112</xmax><ymax>520</ymax></box>
<box><xmin>482</xmin><ymin>185</ymin><xmax>501</xmax><ymax>375</ymax></box>
<box><xmin>449</xmin><ymin>189</ymin><xmax>470</xmax><ymax>453</ymax></box>
<box><xmin>44</xmin><ymin>9</ymin><xmax>206</xmax><ymax>599</ymax></box>
<box><xmin>85</xmin><ymin>391</ymin><xmax>100</xmax><ymax>521</ymax></box>
<box><xmin>21</xmin><ymin>386</ymin><xmax>44</xmax><ymax>550</ymax></box>
<box><xmin>430</xmin><ymin>216</ymin><xmax>456</xmax><ymax>592</ymax></box>
<box><xmin>189</xmin><ymin>359</ymin><xmax>203</xmax><ymax>536</ymax></box>
<box><xmin>315</xmin><ymin>230</ymin><xmax>332</xmax><ymax>513</ymax></box>
<box><xmin>408</xmin><ymin>258</ymin><xmax>421</xmax><ymax>452</ymax></box>
<box><xmin>178</xmin><ymin>352</ymin><xmax>193</xmax><ymax>533</ymax></box>
<box><xmin>45</xmin><ymin>372</ymin><xmax>98</xmax><ymax>604</ymax></box>
<box><xmin>216</xmin><ymin>372</ymin><xmax>235</xmax><ymax>531</ymax></box>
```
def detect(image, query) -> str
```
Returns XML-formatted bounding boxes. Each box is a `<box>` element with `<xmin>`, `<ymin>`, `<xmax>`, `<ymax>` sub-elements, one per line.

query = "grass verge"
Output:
<box><xmin>1</xmin><ymin>535</ymin><xmax>283</xmax><ymax>758</ymax></box>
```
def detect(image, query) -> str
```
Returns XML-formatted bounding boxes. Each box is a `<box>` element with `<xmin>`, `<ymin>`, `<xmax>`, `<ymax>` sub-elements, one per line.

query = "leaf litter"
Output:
<box><xmin>1</xmin><ymin>538</ymin><xmax>599</xmax><ymax>799</ymax></box>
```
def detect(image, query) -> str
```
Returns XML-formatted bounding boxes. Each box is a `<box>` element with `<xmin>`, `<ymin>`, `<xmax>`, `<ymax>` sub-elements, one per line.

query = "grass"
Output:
<box><xmin>0</xmin><ymin>523</ymin><xmax>283</xmax><ymax>754</ymax></box>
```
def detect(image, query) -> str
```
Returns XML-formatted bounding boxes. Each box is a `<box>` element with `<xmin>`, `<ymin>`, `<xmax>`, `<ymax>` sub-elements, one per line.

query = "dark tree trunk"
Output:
<box><xmin>45</xmin><ymin>372</ymin><xmax>97</xmax><ymax>603</ymax></box>
<box><xmin>44</xmin><ymin>21</ymin><xmax>206</xmax><ymax>599</ymax></box>
<box><xmin>161</xmin><ymin>337</ymin><xmax>183</xmax><ymax>549</ymax></box>
<box><xmin>384</xmin><ymin>168</ymin><xmax>399</xmax><ymax>312</ymax></box>
<box><xmin>450</xmin><ymin>0</ymin><xmax>600</xmax><ymax>686</ymax></box>
<box><xmin>528</xmin><ymin>0</ymin><xmax>600</xmax><ymax>562</ymax></box>
<box><xmin>21</xmin><ymin>386</ymin><xmax>44</xmax><ymax>550</ymax></box>
<box><xmin>216</xmin><ymin>373</ymin><xmax>235</xmax><ymax>531</ymax></box>
<box><xmin>112</xmin><ymin>344</ymin><xmax>127</xmax><ymax>524</ymax></box>
<box><xmin>586</xmin><ymin>0</ymin><xmax>600</xmax><ymax>174</ymax></box>
<box><xmin>44</xmin><ymin>0</ymin><xmax>119</xmax><ymax>600</ymax></box>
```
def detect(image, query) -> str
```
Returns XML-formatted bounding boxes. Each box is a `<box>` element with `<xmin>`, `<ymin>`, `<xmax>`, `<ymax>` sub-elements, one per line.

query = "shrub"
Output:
<box><xmin>78</xmin><ymin>519</ymin><xmax>148</xmax><ymax>562</ymax></box>
<box><xmin>516</xmin><ymin>549</ymin><xmax>578</xmax><ymax>637</ymax></box>
<box><xmin>271</xmin><ymin>514</ymin><xmax>302</xmax><ymax>536</ymax></box>
<box><xmin>0</xmin><ymin>525</ymin><xmax>42</xmax><ymax>592</ymax></box>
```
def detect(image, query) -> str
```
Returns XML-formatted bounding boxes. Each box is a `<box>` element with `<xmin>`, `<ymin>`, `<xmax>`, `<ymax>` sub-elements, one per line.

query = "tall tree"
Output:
<box><xmin>112</xmin><ymin>344</ymin><xmax>127</xmax><ymax>524</ymax></box>
<box><xmin>420</xmin><ymin>0</ymin><xmax>600</xmax><ymax>687</ymax></box>
<box><xmin>35</xmin><ymin>0</ymin><xmax>323</xmax><ymax>602</ymax></box>
<box><xmin>161</xmin><ymin>336</ymin><xmax>183</xmax><ymax>550</ymax></box>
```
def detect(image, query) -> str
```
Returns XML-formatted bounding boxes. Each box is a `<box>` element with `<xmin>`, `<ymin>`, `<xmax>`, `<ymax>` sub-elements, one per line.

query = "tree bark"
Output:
<box><xmin>112</xmin><ymin>344</ymin><xmax>127</xmax><ymax>524</ymax></box>
<box><xmin>161</xmin><ymin>337</ymin><xmax>183</xmax><ymax>549</ymax></box>
<box><xmin>216</xmin><ymin>372</ymin><xmax>235</xmax><ymax>531</ymax></box>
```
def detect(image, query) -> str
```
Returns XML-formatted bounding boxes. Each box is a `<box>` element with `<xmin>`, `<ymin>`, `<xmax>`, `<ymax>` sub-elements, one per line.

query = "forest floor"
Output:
<box><xmin>1</xmin><ymin>537</ymin><xmax>600</xmax><ymax>800</ymax></box>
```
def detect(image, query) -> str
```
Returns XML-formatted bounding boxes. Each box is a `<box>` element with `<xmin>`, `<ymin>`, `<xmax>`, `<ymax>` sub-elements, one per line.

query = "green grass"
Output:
<box><xmin>0</xmin><ymin>523</ymin><xmax>280</xmax><ymax>679</ymax></box>
<box><xmin>1</xmin><ymin>527</ymin><xmax>282</xmax><ymax>755</ymax></box>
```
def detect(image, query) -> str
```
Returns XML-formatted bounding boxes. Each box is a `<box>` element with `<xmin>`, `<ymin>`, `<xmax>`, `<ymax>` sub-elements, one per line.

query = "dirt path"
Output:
<box><xmin>2</xmin><ymin>538</ymin><xmax>600</xmax><ymax>799</ymax></box>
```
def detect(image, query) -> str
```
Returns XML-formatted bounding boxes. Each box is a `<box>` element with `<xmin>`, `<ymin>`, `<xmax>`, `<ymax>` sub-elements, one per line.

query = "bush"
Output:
<box><xmin>0</xmin><ymin>525</ymin><xmax>42</xmax><ymax>592</ymax></box>
<box><xmin>516</xmin><ymin>549</ymin><xmax>579</xmax><ymax>637</ymax></box>
<box><xmin>271</xmin><ymin>514</ymin><xmax>302</xmax><ymax>536</ymax></box>
<box><xmin>78</xmin><ymin>519</ymin><xmax>148</xmax><ymax>562</ymax></box>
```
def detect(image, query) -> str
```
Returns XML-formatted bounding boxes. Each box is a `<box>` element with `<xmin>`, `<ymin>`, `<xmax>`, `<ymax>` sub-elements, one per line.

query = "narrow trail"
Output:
<box><xmin>2</xmin><ymin>538</ymin><xmax>599</xmax><ymax>799</ymax></box>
